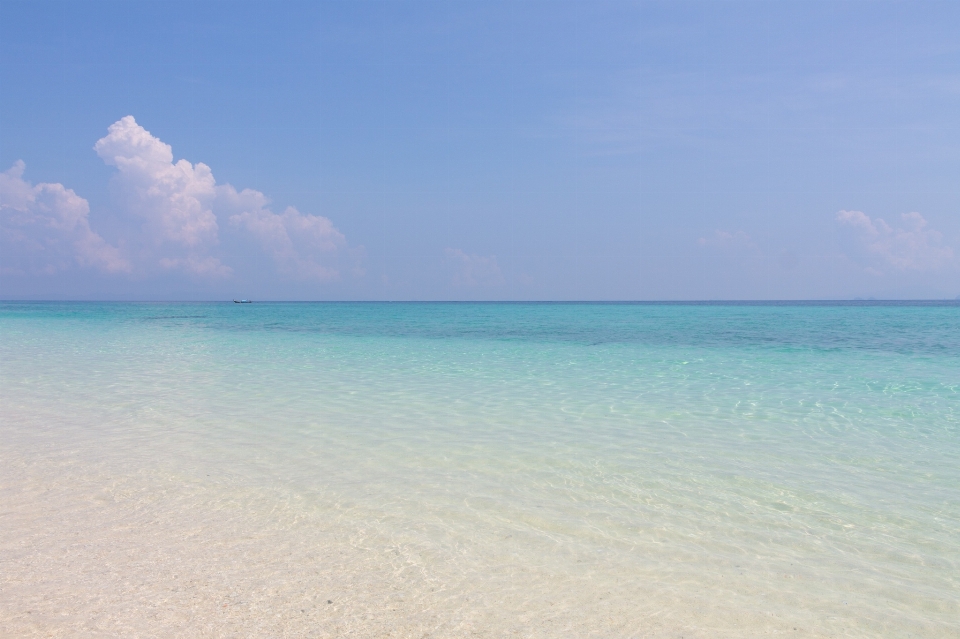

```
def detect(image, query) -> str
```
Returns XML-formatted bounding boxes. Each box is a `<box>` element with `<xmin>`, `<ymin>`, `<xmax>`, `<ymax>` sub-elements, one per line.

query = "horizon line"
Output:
<box><xmin>2</xmin><ymin>299</ymin><xmax>959</xmax><ymax>304</ymax></box>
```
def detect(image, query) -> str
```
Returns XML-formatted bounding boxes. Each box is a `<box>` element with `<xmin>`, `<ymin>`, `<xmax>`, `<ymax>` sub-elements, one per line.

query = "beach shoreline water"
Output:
<box><xmin>7</xmin><ymin>429</ymin><xmax>944</xmax><ymax>638</ymax></box>
<box><xmin>2</xmin><ymin>302</ymin><xmax>958</xmax><ymax>637</ymax></box>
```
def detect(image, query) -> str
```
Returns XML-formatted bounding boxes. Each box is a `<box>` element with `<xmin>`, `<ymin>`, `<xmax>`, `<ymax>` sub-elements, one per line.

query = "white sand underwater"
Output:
<box><xmin>3</xmin><ymin>427</ymin><xmax>951</xmax><ymax>638</ymax></box>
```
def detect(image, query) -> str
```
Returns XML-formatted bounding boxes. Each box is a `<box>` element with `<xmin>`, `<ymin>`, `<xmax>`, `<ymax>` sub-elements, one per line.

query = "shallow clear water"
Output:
<box><xmin>2</xmin><ymin>301</ymin><xmax>958</xmax><ymax>636</ymax></box>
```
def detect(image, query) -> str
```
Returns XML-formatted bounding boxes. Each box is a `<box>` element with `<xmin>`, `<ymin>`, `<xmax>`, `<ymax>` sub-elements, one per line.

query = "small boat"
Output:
<box><xmin>233</xmin><ymin>299</ymin><xmax>252</xmax><ymax>304</ymax></box>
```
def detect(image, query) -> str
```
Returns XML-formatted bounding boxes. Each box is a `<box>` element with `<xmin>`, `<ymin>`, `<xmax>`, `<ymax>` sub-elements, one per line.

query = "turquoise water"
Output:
<box><xmin>2</xmin><ymin>302</ymin><xmax>958</xmax><ymax>636</ymax></box>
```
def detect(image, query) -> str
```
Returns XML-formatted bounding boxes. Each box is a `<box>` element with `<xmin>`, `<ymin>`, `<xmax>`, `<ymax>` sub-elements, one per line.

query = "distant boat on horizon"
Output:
<box><xmin>233</xmin><ymin>299</ymin><xmax>252</xmax><ymax>304</ymax></box>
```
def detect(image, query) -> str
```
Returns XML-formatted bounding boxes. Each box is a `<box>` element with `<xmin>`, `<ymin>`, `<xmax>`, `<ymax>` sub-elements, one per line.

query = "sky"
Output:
<box><xmin>1</xmin><ymin>0</ymin><xmax>958</xmax><ymax>300</ymax></box>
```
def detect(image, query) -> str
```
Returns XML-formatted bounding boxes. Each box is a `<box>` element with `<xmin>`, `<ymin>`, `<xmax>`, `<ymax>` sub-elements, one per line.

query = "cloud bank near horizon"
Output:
<box><xmin>444</xmin><ymin>248</ymin><xmax>504</xmax><ymax>288</ymax></box>
<box><xmin>0</xmin><ymin>161</ymin><xmax>130</xmax><ymax>276</ymax></box>
<box><xmin>2</xmin><ymin>117</ymin><xmax>957</xmax><ymax>300</ymax></box>
<box><xmin>1</xmin><ymin>116</ymin><xmax>352</xmax><ymax>284</ymax></box>
<box><xmin>837</xmin><ymin>210</ymin><xmax>955</xmax><ymax>275</ymax></box>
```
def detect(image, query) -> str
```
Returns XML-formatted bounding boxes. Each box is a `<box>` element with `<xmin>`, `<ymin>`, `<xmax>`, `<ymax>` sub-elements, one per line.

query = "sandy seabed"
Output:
<box><xmin>1</xmin><ymin>449</ymin><xmax>860</xmax><ymax>639</ymax></box>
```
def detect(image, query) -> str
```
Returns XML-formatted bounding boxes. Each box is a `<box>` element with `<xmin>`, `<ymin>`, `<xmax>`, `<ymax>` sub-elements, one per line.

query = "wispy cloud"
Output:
<box><xmin>837</xmin><ymin>210</ymin><xmax>954</xmax><ymax>272</ymax></box>
<box><xmin>697</xmin><ymin>229</ymin><xmax>755</xmax><ymax>249</ymax></box>
<box><xmin>229</xmin><ymin>201</ymin><xmax>346</xmax><ymax>281</ymax></box>
<box><xmin>0</xmin><ymin>161</ymin><xmax>129</xmax><ymax>275</ymax></box>
<box><xmin>444</xmin><ymin>248</ymin><xmax>504</xmax><ymax>288</ymax></box>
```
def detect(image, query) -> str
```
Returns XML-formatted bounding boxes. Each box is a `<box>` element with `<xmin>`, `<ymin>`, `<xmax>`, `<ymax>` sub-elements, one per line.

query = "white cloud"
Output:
<box><xmin>2</xmin><ymin>116</ymin><xmax>353</xmax><ymax>284</ymax></box>
<box><xmin>93</xmin><ymin>116</ymin><xmax>349</xmax><ymax>280</ymax></box>
<box><xmin>0</xmin><ymin>161</ymin><xmax>129</xmax><ymax>274</ymax></box>
<box><xmin>837</xmin><ymin>210</ymin><xmax>954</xmax><ymax>272</ymax></box>
<box><xmin>95</xmin><ymin>116</ymin><xmax>219</xmax><ymax>248</ymax></box>
<box><xmin>444</xmin><ymin>248</ymin><xmax>504</xmax><ymax>287</ymax></box>
<box><xmin>229</xmin><ymin>203</ymin><xmax>345</xmax><ymax>281</ymax></box>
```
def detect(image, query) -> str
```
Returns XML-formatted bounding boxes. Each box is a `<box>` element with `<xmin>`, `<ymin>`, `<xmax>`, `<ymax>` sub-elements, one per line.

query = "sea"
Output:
<box><xmin>1</xmin><ymin>301</ymin><xmax>957</xmax><ymax>637</ymax></box>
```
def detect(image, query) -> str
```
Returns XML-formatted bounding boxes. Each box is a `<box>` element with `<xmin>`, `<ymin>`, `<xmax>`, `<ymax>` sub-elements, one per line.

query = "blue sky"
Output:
<box><xmin>1</xmin><ymin>0</ymin><xmax>958</xmax><ymax>300</ymax></box>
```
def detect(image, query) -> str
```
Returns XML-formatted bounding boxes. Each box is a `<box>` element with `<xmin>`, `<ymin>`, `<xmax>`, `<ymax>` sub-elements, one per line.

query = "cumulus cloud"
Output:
<box><xmin>0</xmin><ymin>161</ymin><xmax>129</xmax><ymax>275</ymax></box>
<box><xmin>444</xmin><ymin>248</ymin><xmax>504</xmax><ymax>287</ymax></box>
<box><xmin>93</xmin><ymin>116</ymin><xmax>230</xmax><ymax>276</ymax></box>
<box><xmin>95</xmin><ymin>116</ymin><xmax>220</xmax><ymax>248</ymax></box>
<box><xmin>2</xmin><ymin>116</ymin><xmax>353</xmax><ymax>285</ymax></box>
<box><xmin>91</xmin><ymin>116</ymin><xmax>350</xmax><ymax>280</ymax></box>
<box><xmin>837</xmin><ymin>210</ymin><xmax>954</xmax><ymax>272</ymax></box>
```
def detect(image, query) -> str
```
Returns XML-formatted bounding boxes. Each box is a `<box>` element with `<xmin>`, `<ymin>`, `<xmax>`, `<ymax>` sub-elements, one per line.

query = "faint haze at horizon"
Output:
<box><xmin>1</xmin><ymin>1</ymin><xmax>958</xmax><ymax>301</ymax></box>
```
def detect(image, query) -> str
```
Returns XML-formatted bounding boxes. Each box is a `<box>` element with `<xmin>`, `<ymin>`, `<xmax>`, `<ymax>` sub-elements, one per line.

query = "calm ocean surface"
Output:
<box><xmin>2</xmin><ymin>301</ymin><xmax>958</xmax><ymax>636</ymax></box>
